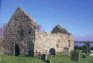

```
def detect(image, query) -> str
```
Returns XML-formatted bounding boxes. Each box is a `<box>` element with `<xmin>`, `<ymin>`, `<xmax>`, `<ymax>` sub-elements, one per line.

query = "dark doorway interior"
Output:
<box><xmin>15</xmin><ymin>44</ymin><xmax>20</xmax><ymax>56</ymax></box>
<box><xmin>29</xmin><ymin>50</ymin><xmax>34</xmax><ymax>57</ymax></box>
<box><xmin>49</xmin><ymin>48</ymin><xmax>55</xmax><ymax>56</ymax></box>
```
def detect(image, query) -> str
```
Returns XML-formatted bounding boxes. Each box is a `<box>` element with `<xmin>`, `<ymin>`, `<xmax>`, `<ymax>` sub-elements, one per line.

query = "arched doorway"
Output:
<box><xmin>49</xmin><ymin>48</ymin><xmax>55</xmax><ymax>56</ymax></box>
<box><xmin>15</xmin><ymin>44</ymin><xmax>20</xmax><ymax>56</ymax></box>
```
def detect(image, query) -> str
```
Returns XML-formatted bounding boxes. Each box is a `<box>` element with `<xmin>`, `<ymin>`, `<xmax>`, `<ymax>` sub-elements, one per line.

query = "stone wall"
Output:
<box><xmin>3</xmin><ymin>8</ymin><xmax>74</xmax><ymax>57</ymax></box>
<box><xmin>34</xmin><ymin>32</ymin><xmax>74</xmax><ymax>56</ymax></box>
<box><xmin>3</xmin><ymin>8</ymin><xmax>36</xmax><ymax>56</ymax></box>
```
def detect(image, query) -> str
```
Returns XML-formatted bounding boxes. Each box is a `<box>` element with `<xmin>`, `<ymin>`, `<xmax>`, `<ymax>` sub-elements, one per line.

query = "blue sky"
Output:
<box><xmin>0</xmin><ymin>0</ymin><xmax>93</xmax><ymax>41</ymax></box>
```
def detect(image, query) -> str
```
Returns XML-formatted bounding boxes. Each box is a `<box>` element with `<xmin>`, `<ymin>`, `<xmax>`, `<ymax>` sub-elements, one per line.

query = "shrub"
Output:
<box><xmin>81</xmin><ymin>53</ymin><xmax>87</xmax><ymax>58</ymax></box>
<box><xmin>91</xmin><ymin>47</ymin><xmax>93</xmax><ymax>50</ymax></box>
<box><xmin>74</xmin><ymin>46</ymin><xmax>83</xmax><ymax>50</ymax></box>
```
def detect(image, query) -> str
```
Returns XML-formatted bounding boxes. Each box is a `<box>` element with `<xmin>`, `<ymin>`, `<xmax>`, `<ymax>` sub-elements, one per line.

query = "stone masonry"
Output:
<box><xmin>34</xmin><ymin>31</ymin><xmax>74</xmax><ymax>57</ymax></box>
<box><xmin>3</xmin><ymin>8</ymin><xmax>36</xmax><ymax>56</ymax></box>
<box><xmin>3</xmin><ymin>8</ymin><xmax>74</xmax><ymax>57</ymax></box>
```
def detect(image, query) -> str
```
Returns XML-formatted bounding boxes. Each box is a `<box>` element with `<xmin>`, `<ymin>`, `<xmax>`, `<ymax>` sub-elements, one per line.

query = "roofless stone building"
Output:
<box><xmin>3</xmin><ymin>8</ymin><xmax>74</xmax><ymax>57</ymax></box>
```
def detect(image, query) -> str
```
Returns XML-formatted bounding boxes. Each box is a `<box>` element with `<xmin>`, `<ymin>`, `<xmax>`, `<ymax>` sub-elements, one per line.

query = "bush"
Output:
<box><xmin>81</xmin><ymin>53</ymin><xmax>87</xmax><ymax>58</ymax></box>
<box><xmin>91</xmin><ymin>47</ymin><xmax>93</xmax><ymax>50</ymax></box>
<box><xmin>74</xmin><ymin>46</ymin><xmax>83</xmax><ymax>50</ymax></box>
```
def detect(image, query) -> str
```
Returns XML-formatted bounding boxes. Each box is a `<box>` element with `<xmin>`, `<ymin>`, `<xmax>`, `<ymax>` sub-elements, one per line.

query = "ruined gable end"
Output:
<box><xmin>51</xmin><ymin>24</ymin><xmax>71</xmax><ymax>35</ymax></box>
<box><xmin>34</xmin><ymin>25</ymin><xmax>74</xmax><ymax>57</ymax></box>
<box><xmin>3</xmin><ymin>8</ymin><xmax>36</xmax><ymax>56</ymax></box>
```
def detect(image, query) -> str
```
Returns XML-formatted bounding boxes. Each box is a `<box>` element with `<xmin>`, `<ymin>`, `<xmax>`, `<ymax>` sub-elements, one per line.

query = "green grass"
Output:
<box><xmin>47</xmin><ymin>53</ymin><xmax>93</xmax><ymax>63</ymax></box>
<box><xmin>0</xmin><ymin>56</ymin><xmax>45</xmax><ymax>63</ymax></box>
<box><xmin>1</xmin><ymin>53</ymin><xmax>93</xmax><ymax>63</ymax></box>
<box><xmin>0</xmin><ymin>53</ymin><xmax>93</xmax><ymax>63</ymax></box>
<box><xmin>0</xmin><ymin>46</ymin><xmax>2</xmax><ymax>55</ymax></box>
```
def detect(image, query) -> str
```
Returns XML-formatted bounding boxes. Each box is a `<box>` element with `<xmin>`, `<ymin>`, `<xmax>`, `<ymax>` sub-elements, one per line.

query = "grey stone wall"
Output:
<box><xmin>3</xmin><ymin>8</ymin><xmax>74</xmax><ymax>57</ymax></box>
<box><xmin>3</xmin><ymin>8</ymin><xmax>35</xmax><ymax>56</ymax></box>
<box><xmin>34</xmin><ymin>32</ymin><xmax>74</xmax><ymax>57</ymax></box>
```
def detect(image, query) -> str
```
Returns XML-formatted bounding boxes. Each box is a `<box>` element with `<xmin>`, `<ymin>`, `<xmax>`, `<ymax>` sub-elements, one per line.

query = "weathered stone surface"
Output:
<box><xmin>51</xmin><ymin>24</ymin><xmax>71</xmax><ymax>34</ymax></box>
<box><xmin>3</xmin><ymin>8</ymin><xmax>36</xmax><ymax>56</ymax></box>
<box><xmin>82</xmin><ymin>46</ymin><xmax>88</xmax><ymax>54</ymax></box>
<box><xmin>71</xmin><ymin>50</ymin><xmax>80</xmax><ymax>61</ymax></box>
<box><xmin>64</xmin><ymin>47</ymin><xmax>70</xmax><ymax>56</ymax></box>
<box><xmin>34</xmin><ymin>32</ymin><xmax>74</xmax><ymax>56</ymax></box>
<box><xmin>3</xmin><ymin>8</ymin><xmax>74</xmax><ymax>57</ymax></box>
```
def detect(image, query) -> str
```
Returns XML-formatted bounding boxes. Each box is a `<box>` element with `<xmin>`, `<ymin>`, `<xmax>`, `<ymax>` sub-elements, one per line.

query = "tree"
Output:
<box><xmin>82</xmin><ymin>42</ymin><xmax>91</xmax><ymax>54</ymax></box>
<box><xmin>36</xmin><ymin>25</ymin><xmax>45</xmax><ymax>33</ymax></box>
<box><xmin>36</xmin><ymin>25</ymin><xmax>42</xmax><ymax>32</ymax></box>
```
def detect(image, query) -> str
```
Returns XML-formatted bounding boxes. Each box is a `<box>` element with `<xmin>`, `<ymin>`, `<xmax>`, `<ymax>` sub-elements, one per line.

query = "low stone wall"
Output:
<box><xmin>34</xmin><ymin>32</ymin><xmax>74</xmax><ymax>56</ymax></box>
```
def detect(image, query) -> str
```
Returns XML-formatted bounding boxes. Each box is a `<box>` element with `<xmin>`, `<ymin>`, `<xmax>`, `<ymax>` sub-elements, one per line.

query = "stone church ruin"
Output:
<box><xmin>3</xmin><ymin>8</ymin><xmax>74</xmax><ymax>57</ymax></box>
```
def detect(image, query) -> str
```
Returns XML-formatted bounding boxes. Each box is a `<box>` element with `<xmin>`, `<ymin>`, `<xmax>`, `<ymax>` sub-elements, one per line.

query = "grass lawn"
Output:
<box><xmin>48</xmin><ymin>53</ymin><xmax>93</xmax><ymax>63</ymax></box>
<box><xmin>0</xmin><ymin>46</ymin><xmax>2</xmax><ymax>55</ymax></box>
<box><xmin>0</xmin><ymin>53</ymin><xmax>93</xmax><ymax>63</ymax></box>
<box><xmin>0</xmin><ymin>56</ymin><xmax>46</xmax><ymax>63</ymax></box>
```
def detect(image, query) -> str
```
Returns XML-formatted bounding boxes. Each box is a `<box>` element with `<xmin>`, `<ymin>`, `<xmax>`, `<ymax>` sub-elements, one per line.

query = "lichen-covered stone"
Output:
<box><xmin>3</xmin><ymin>8</ymin><xmax>74</xmax><ymax>57</ymax></box>
<box><xmin>51</xmin><ymin>24</ymin><xmax>71</xmax><ymax>34</ymax></box>
<box><xmin>34</xmin><ymin>32</ymin><xmax>74</xmax><ymax>57</ymax></box>
<box><xmin>3</xmin><ymin>8</ymin><xmax>36</xmax><ymax>56</ymax></box>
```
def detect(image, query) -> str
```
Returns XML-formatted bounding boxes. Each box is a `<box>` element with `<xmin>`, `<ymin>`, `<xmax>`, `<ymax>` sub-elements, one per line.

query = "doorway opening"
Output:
<box><xmin>15</xmin><ymin>44</ymin><xmax>20</xmax><ymax>56</ymax></box>
<box><xmin>49</xmin><ymin>48</ymin><xmax>55</xmax><ymax>56</ymax></box>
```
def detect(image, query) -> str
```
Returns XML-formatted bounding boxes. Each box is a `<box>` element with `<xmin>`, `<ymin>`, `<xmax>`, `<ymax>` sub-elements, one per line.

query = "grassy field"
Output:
<box><xmin>0</xmin><ymin>53</ymin><xmax>93</xmax><ymax>63</ymax></box>
<box><xmin>0</xmin><ymin>56</ymin><xmax>46</xmax><ymax>63</ymax></box>
<box><xmin>48</xmin><ymin>53</ymin><xmax>93</xmax><ymax>63</ymax></box>
<box><xmin>0</xmin><ymin>46</ymin><xmax>2</xmax><ymax>55</ymax></box>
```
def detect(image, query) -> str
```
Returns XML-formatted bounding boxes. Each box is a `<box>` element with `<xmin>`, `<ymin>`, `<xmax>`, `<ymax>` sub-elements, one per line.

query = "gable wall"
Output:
<box><xmin>3</xmin><ymin>9</ymin><xmax>35</xmax><ymax>56</ymax></box>
<box><xmin>34</xmin><ymin>32</ymin><xmax>74</xmax><ymax>56</ymax></box>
